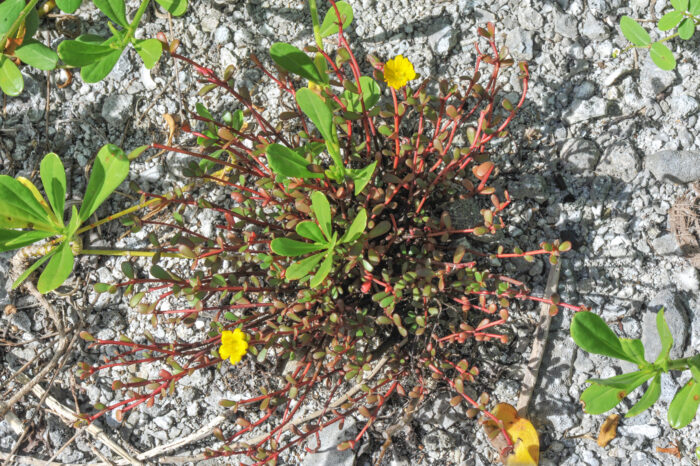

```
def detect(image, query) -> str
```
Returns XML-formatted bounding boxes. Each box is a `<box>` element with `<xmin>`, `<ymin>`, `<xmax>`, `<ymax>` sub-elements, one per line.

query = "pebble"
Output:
<box><xmin>564</xmin><ymin>97</ymin><xmax>607</xmax><ymax>125</ymax></box>
<box><xmin>668</xmin><ymin>94</ymin><xmax>699</xmax><ymax>118</ymax></box>
<box><xmin>652</xmin><ymin>233</ymin><xmax>681</xmax><ymax>255</ymax></box>
<box><xmin>581</xmin><ymin>13</ymin><xmax>607</xmax><ymax>41</ymax></box>
<box><xmin>506</xmin><ymin>28</ymin><xmax>534</xmax><ymax>61</ymax></box>
<box><xmin>101</xmin><ymin>94</ymin><xmax>134</xmax><ymax>127</ymax></box>
<box><xmin>645</xmin><ymin>150</ymin><xmax>700</xmax><ymax>184</ymax></box>
<box><xmin>560</xmin><ymin>138</ymin><xmax>600</xmax><ymax>171</ymax></box>
<box><xmin>428</xmin><ymin>23</ymin><xmax>454</xmax><ymax>55</ymax></box>
<box><xmin>595</xmin><ymin>141</ymin><xmax>640</xmax><ymax>182</ymax></box>
<box><xmin>555</xmin><ymin>13</ymin><xmax>579</xmax><ymax>39</ymax></box>
<box><xmin>301</xmin><ymin>420</ymin><xmax>356</xmax><ymax>466</ymax></box>
<box><xmin>639</xmin><ymin>56</ymin><xmax>675</xmax><ymax>96</ymax></box>
<box><xmin>618</xmin><ymin>424</ymin><xmax>662</xmax><ymax>439</ymax></box>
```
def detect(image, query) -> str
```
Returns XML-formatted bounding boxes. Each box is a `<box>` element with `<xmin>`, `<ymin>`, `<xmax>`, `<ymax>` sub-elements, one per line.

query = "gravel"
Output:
<box><xmin>1</xmin><ymin>0</ymin><xmax>700</xmax><ymax>464</ymax></box>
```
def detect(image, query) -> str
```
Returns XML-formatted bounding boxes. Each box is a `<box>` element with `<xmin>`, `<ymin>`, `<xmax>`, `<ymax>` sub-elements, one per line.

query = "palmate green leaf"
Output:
<box><xmin>319</xmin><ymin>1</ymin><xmax>354</xmax><ymax>37</ymax></box>
<box><xmin>668</xmin><ymin>366</ymin><xmax>700</xmax><ymax>428</ymax></box>
<box><xmin>266</xmin><ymin>143</ymin><xmax>323</xmax><ymax>179</ymax></box>
<box><xmin>671</xmin><ymin>0</ymin><xmax>689</xmax><ymax>11</ymax></box>
<box><xmin>655</xmin><ymin>308</ymin><xmax>674</xmax><ymax>364</ymax></box>
<box><xmin>678</xmin><ymin>18</ymin><xmax>695</xmax><ymax>40</ymax></box>
<box><xmin>270</xmin><ymin>43</ymin><xmax>324</xmax><ymax>84</ymax></box>
<box><xmin>93</xmin><ymin>0</ymin><xmax>128</xmax><ymax>28</ymax></box>
<box><xmin>14</xmin><ymin>39</ymin><xmax>59</xmax><ymax>71</ymax></box>
<box><xmin>0</xmin><ymin>0</ymin><xmax>23</xmax><ymax>34</ymax></box>
<box><xmin>56</xmin><ymin>0</ymin><xmax>82</xmax><ymax>13</ymax></box>
<box><xmin>133</xmin><ymin>38</ymin><xmax>163</xmax><ymax>69</ymax></box>
<box><xmin>0</xmin><ymin>229</ymin><xmax>53</xmax><ymax>252</ymax></box>
<box><xmin>58</xmin><ymin>35</ymin><xmax>114</xmax><ymax>67</ymax></box>
<box><xmin>0</xmin><ymin>175</ymin><xmax>54</xmax><ymax>231</ymax></box>
<box><xmin>37</xmin><ymin>240</ymin><xmax>74</xmax><ymax>293</ymax></box>
<box><xmin>348</xmin><ymin>161</ymin><xmax>377</xmax><ymax>195</ymax></box>
<box><xmin>286</xmin><ymin>252</ymin><xmax>325</xmax><ymax>280</ymax></box>
<box><xmin>340</xmin><ymin>208</ymin><xmax>367</xmax><ymax>244</ymax></box>
<box><xmin>270</xmin><ymin>237</ymin><xmax>325</xmax><ymax>257</ymax></box>
<box><xmin>310</xmin><ymin>251</ymin><xmax>334</xmax><ymax>288</ymax></box>
<box><xmin>153</xmin><ymin>0</ymin><xmax>187</xmax><ymax>16</ymax></box>
<box><xmin>620</xmin><ymin>16</ymin><xmax>651</xmax><ymax>46</ymax></box>
<box><xmin>619</xmin><ymin>338</ymin><xmax>646</xmax><ymax>366</ymax></box>
<box><xmin>571</xmin><ymin>311</ymin><xmax>636</xmax><ymax>363</ymax></box>
<box><xmin>626</xmin><ymin>374</ymin><xmax>661</xmax><ymax>417</ymax></box>
<box><xmin>690</xmin><ymin>0</ymin><xmax>700</xmax><ymax>15</ymax></box>
<box><xmin>78</xmin><ymin>144</ymin><xmax>129</xmax><ymax>223</ymax></box>
<box><xmin>658</xmin><ymin>11</ymin><xmax>684</xmax><ymax>31</ymax></box>
<box><xmin>40</xmin><ymin>153</ymin><xmax>66</xmax><ymax>225</ymax></box>
<box><xmin>343</xmin><ymin>76</ymin><xmax>381</xmax><ymax>112</ymax></box>
<box><xmin>295</xmin><ymin>221</ymin><xmax>326</xmax><ymax>243</ymax></box>
<box><xmin>581</xmin><ymin>370</ymin><xmax>653</xmax><ymax>414</ymax></box>
<box><xmin>0</xmin><ymin>56</ymin><xmax>23</xmax><ymax>96</ymax></box>
<box><xmin>650</xmin><ymin>42</ymin><xmax>676</xmax><ymax>70</ymax></box>
<box><xmin>12</xmin><ymin>249</ymin><xmax>55</xmax><ymax>290</ymax></box>
<box><xmin>311</xmin><ymin>191</ymin><xmax>332</xmax><ymax>240</ymax></box>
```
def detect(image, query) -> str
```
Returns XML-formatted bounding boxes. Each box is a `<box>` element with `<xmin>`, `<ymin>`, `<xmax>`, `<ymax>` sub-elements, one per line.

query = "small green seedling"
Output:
<box><xmin>0</xmin><ymin>0</ymin><xmax>187</xmax><ymax>96</ymax></box>
<box><xmin>618</xmin><ymin>0</ymin><xmax>700</xmax><ymax>70</ymax></box>
<box><xmin>571</xmin><ymin>309</ymin><xmax>700</xmax><ymax>428</ymax></box>
<box><xmin>0</xmin><ymin>144</ymin><xmax>134</xmax><ymax>293</ymax></box>
<box><xmin>270</xmin><ymin>191</ymin><xmax>366</xmax><ymax>288</ymax></box>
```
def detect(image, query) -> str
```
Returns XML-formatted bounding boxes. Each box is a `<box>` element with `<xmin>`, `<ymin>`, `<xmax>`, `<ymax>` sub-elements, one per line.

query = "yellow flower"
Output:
<box><xmin>219</xmin><ymin>328</ymin><xmax>249</xmax><ymax>365</ymax></box>
<box><xmin>383</xmin><ymin>55</ymin><xmax>416</xmax><ymax>90</ymax></box>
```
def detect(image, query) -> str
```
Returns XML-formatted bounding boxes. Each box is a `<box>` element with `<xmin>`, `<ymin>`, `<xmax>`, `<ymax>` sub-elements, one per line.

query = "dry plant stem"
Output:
<box><xmin>2</xmin><ymin>422</ymin><xmax>30</xmax><ymax>466</ymax></box>
<box><xmin>516</xmin><ymin>260</ymin><xmax>561</xmax><ymax>417</ymax></box>
<box><xmin>11</xmin><ymin>372</ymin><xmax>145</xmax><ymax>466</ymax></box>
<box><xmin>110</xmin><ymin>352</ymin><xmax>395</xmax><ymax>464</ymax></box>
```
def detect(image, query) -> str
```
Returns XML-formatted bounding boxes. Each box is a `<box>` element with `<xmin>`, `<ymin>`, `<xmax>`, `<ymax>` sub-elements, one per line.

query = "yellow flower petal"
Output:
<box><xmin>219</xmin><ymin>329</ymin><xmax>249</xmax><ymax>365</ymax></box>
<box><xmin>383</xmin><ymin>55</ymin><xmax>416</xmax><ymax>90</ymax></box>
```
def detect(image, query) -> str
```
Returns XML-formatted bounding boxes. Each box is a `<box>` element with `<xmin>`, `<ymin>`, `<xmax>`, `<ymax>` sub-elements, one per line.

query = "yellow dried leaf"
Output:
<box><xmin>597</xmin><ymin>414</ymin><xmax>619</xmax><ymax>448</ymax></box>
<box><xmin>483</xmin><ymin>403</ymin><xmax>539</xmax><ymax>465</ymax></box>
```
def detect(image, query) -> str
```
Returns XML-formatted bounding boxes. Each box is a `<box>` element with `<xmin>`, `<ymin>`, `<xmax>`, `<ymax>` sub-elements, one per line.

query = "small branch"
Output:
<box><xmin>516</xmin><ymin>260</ymin><xmax>561</xmax><ymax>417</ymax></box>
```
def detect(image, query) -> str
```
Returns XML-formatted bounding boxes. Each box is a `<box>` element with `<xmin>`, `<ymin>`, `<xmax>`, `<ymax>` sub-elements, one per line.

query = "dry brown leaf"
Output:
<box><xmin>597</xmin><ymin>414</ymin><xmax>620</xmax><ymax>447</ymax></box>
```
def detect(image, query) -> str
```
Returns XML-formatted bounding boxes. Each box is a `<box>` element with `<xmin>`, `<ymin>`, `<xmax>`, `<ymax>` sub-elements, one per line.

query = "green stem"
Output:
<box><xmin>122</xmin><ymin>0</ymin><xmax>151</xmax><ymax>46</ymax></box>
<box><xmin>667</xmin><ymin>357</ymin><xmax>694</xmax><ymax>372</ymax></box>
<box><xmin>0</xmin><ymin>0</ymin><xmax>41</xmax><ymax>56</ymax></box>
<box><xmin>76</xmin><ymin>197</ymin><xmax>161</xmax><ymax>235</ymax></box>
<box><xmin>308</xmin><ymin>0</ymin><xmax>324</xmax><ymax>50</ymax></box>
<box><xmin>80</xmin><ymin>249</ymin><xmax>186</xmax><ymax>259</ymax></box>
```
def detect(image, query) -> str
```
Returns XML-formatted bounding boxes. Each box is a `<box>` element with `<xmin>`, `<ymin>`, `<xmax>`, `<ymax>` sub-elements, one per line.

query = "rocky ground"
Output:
<box><xmin>1</xmin><ymin>0</ymin><xmax>700</xmax><ymax>464</ymax></box>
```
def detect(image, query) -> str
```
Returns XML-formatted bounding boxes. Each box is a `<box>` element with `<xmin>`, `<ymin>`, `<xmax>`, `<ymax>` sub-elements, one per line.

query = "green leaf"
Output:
<box><xmin>619</xmin><ymin>338</ymin><xmax>646</xmax><ymax>366</ymax></box>
<box><xmin>295</xmin><ymin>221</ymin><xmax>326</xmax><ymax>243</ymax></box>
<box><xmin>581</xmin><ymin>371</ymin><xmax>653</xmax><ymax>414</ymax></box>
<box><xmin>296</xmin><ymin>88</ymin><xmax>338</xmax><ymax>145</ymax></box>
<box><xmin>57</xmin><ymin>35</ymin><xmax>114</xmax><ymax>66</ymax></box>
<box><xmin>286</xmin><ymin>252</ymin><xmax>325</xmax><ymax>280</ymax></box>
<box><xmin>320</xmin><ymin>1</ymin><xmax>354</xmax><ymax>37</ymax></box>
<box><xmin>690</xmin><ymin>0</ymin><xmax>700</xmax><ymax>15</ymax></box>
<box><xmin>65</xmin><ymin>206</ymin><xmax>80</xmax><ymax>238</ymax></box>
<box><xmin>678</xmin><ymin>18</ymin><xmax>695</xmax><ymax>39</ymax></box>
<box><xmin>671</xmin><ymin>0</ymin><xmax>689</xmax><ymax>11</ymax></box>
<box><xmin>0</xmin><ymin>175</ymin><xmax>54</xmax><ymax>230</ymax></box>
<box><xmin>24</xmin><ymin>8</ymin><xmax>39</xmax><ymax>38</ymax></box>
<box><xmin>269</xmin><ymin>43</ymin><xmax>324</xmax><ymax>84</ymax></box>
<box><xmin>571</xmin><ymin>311</ymin><xmax>635</xmax><ymax>363</ymax></box>
<box><xmin>12</xmin><ymin>249</ymin><xmax>55</xmax><ymax>290</ymax></box>
<box><xmin>0</xmin><ymin>229</ymin><xmax>53</xmax><ymax>252</ymax></box>
<box><xmin>92</xmin><ymin>0</ymin><xmax>128</xmax><ymax>27</ymax></box>
<box><xmin>310</xmin><ymin>251</ymin><xmax>334</xmax><ymax>288</ymax></box>
<box><xmin>626</xmin><ymin>374</ymin><xmax>661</xmax><ymax>417</ymax></box>
<box><xmin>655</xmin><ymin>308</ymin><xmax>674</xmax><ymax>364</ymax></box>
<box><xmin>619</xmin><ymin>16</ymin><xmax>651</xmax><ymax>46</ymax></box>
<box><xmin>195</xmin><ymin>102</ymin><xmax>213</xmax><ymax>119</ymax></box>
<box><xmin>343</xmin><ymin>76</ymin><xmax>380</xmax><ymax>112</ymax></box>
<box><xmin>0</xmin><ymin>0</ymin><xmax>23</xmax><ymax>34</ymax></box>
<box><xmin>340</xmin><ymin>208</ymin><xmax>367</xmax><ymax>244</ymax></box>
<box><xmin>348</xmin><ymin>161</ymin><xmax>377</xmax><ymax>195</ymax></box>
<box><xmin>40</xmin><ymin>153</ymin><xmax>66</xmax><ymax>225</ymax></box>
<box><xmin>78</xmin><ymin>144</ymin><xmax>129</xmax><ymax>223</ymax></box>
<box><xmin>133</xmin><ymin>38</ymin><xmax>163</xmax><ymax>69</ymax></box>
<box><xmin>127</xmin><ymin>144</ymin><xmax>149</xmax><ymax>161</ymax></box>
<box><xmin>650</xmin><ymin>42</ymin><xmax>676</xmax><ymax>70</ymax></box>
<box><xmin>311</xmin><ymin>191</ymin><xmax>332</xmax><ymax>240</ymax></box>
<box><xmin>56</xmin><ymin>0</ymin><xmax>82</xmax><ymax>13</ymax></box>
<box><xmin>587</xmin><ymin>370</ymin><xmax>656</xmax><ymax>389</ymax></box>
<box><xmin>658</xmin><ymin>11</ymin><xmax>684</xmax><ymax>31</ymax></box>
<box><xmin>0</xmin><ymin>56</ymin><xmax>23</xmax><ymax>96</ymax></box>
<box><xmin>668</xmin><ymin>371</ymin><xmax>700</xmax><ymax>428</ymax></box>
<box><xmin>270</xmin><ymin>238</ymin><xmax>325</xmax><ymax>257</ymax></box>
<box><xmin>81</xmin><ymin>49</ymin><xmax>122</xmax><ymax>83</ymax></box>
<box><xmin>153</xmin><ymin>0</ymin><xmax>187</xmax><ymax>16</ymax></box>
<box><xmin>14</xmin><ymin>39</ymin><xmax>59</xmax><ymax>71</ymax></box>
<box><xmin>37</xmin><ymin>241</ymin><xmax>74</xmax><ymax>293</ymax></box>
<box><xmin>266</xmin><ymin>143</ymin><xmax>323</xmax><ymax>179</ymax></box>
